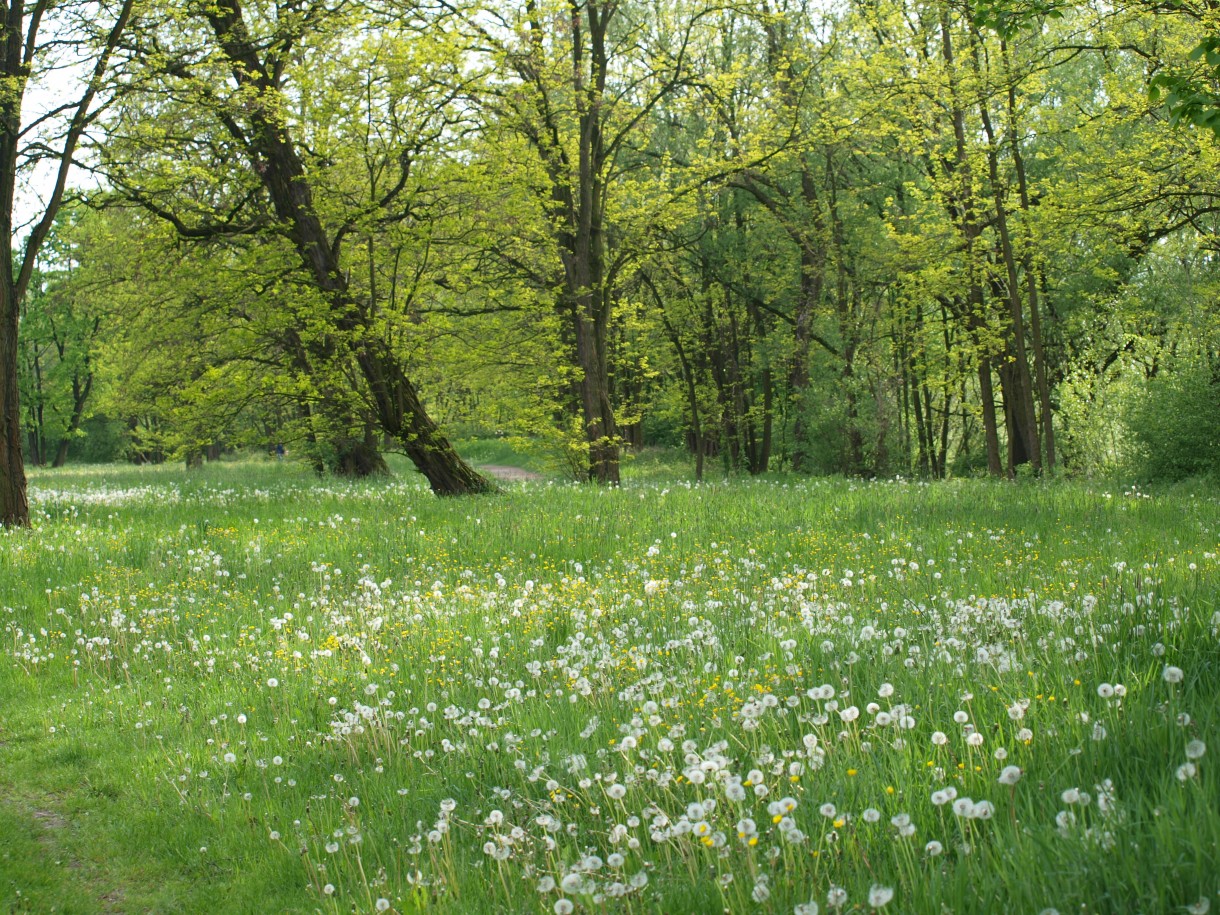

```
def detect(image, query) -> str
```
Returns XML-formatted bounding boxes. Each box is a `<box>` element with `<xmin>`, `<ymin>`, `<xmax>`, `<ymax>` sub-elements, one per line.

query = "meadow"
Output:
<box><xmin>0</xmin><ymin>457</ymin><xmax>1217</xmax><ymax>914</ymax></box>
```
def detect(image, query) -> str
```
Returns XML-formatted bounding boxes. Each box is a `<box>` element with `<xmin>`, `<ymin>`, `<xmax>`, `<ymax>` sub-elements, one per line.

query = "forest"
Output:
<box><xmin>4</xmin><ymin>0</ymin><xmax>1220</xmax><ymax>526</ymax></box>
<box><xmin>2</xmin><ymin>3</ymin><xmax>1220</xmax><ymax>910</ymax></box>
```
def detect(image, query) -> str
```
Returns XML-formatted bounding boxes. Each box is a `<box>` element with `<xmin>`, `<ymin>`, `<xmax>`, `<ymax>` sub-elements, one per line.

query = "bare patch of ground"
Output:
<box><xmin>0</xmin><ymin>787</ymin><xmax>126</xmax><ymax>913</ymax></box>
<box><xmin>30</xmin><ymin>805</ymin><xmax>71</xmax><ymax>838</ymax></box>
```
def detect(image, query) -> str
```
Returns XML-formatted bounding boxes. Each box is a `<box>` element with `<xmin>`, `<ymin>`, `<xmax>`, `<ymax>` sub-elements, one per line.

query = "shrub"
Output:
<box><xmin>1127</xmin><ymin>357</ymin><xmax>1220</xmax><ymax>481</ymax></box>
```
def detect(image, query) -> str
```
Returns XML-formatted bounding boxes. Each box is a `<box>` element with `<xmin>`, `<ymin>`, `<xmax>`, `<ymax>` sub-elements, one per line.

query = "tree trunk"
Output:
<box><xmin>759</xmin><ymin>367</ymin><xmax>774</xmax><ymax>474</ymax></box>
<box><xmin>29</xmin><ymin>348</ymin><xmax>46</xmax><ymax>466</ymax></box>
<box><xmin>334</xmin><ymin>436</ymin><xmax>388</xmax><ymax>477</ymax></box>
<box><xmin>790</xmin><ymin>252</ymin><xmax>823</xmax><ymax>473</ymax></box>
<box><xmin>937</xmin><ymin>302</ymin><xmax>954</xmax><ymax>478</ymax></box>
<box><xmin>574</xmin><ymin>304</ymin><xmax>619</xmax><ymax>484</ymax></box>
<box><xmin>1002</xmin><ymin>44</ymin><xmax>1056</xmax><ymax>472</ymax></box>
<box><xmin>978</xmin><ymin>90</ymin><xmax>1041</xmax><ymax>473</ymax></box>
<box><xmin>0</xmin><ymin>0</ymin><xmax>133</xmax><ymax>525</ymax></box>
<box><xmin>942</xmin><ymin>10</ymin><xmax>1002</xmax><ymax>476</ymax></box>
<box><xmin>913</xmin><ymin>368</ymin><xmax>932</xmax><ymax>477</ymax></box>
<box><xmin>1</xmin><ymin>47</ymin><xmax>28</xmax><ymax>524</ymax></box>
<box><xmin>788</xmin><ymin>156</ymin><xmax>829</xmax><ymax>476</ymax></box>
<box><xmin>352</xmin><ymin>339</ymin><xmax>493</xmax><ymax>493</ymax></box>
<box><xmin>662</xmin><ymin>311</ymin><xmax>703</xmax><ymax>482</ymax></box>
<box><xmin>52</xmin><ymin>371</ymin><xmax>95</xmax><ymax>468</ymax></box>
<box><xmin>977</xmin><ymin>352</ymin><xmax>1004</xmax><ymax>475</ymax></box>
<box><xmin>1</xmin><ymin>284</ymin><xmax>29</xmax><ymax>525</ymax></box>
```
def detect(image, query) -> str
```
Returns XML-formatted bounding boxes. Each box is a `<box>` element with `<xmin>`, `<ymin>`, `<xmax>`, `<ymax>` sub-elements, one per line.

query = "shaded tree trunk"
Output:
<box><xmin>976</xmin><ymin>72</ymin><xmax>1041</xmax><ymax>474</ymax></box>
<box><xmin>661</xmin><ymin>312</ymin><xmax>704</xmax><ymax>482</ymax></box>
<box><xmin>334</xmin><ymin>426</ymin><xmax>388</xmax><ymax>477</ymax></box>
<box><xmin>27</xmin><ymin>346</ymin><xmax>46</xmax><ymax>467</ymax></box>
<box><xmin>573</xmin><ymin>304</ymin><xmax>619</xmax><ymax>483</ymax></box>
<box><xmin>1003</xmin><ymin>42</ymin><xmax>1056</xmax><ymax>472</ymax></box>
<box><xmin>0</xmin><ymin>286</ymin><xmax>28</xmax><ymax>525</ymax></box>
<box><xmin>758</xmin><ymin>367</ymin><xmax>774</xmax><ymax>474</ymax></box>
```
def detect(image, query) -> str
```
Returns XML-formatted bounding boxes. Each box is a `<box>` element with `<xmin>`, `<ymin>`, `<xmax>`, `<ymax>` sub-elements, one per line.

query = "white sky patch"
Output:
<box><xmin>14</xmin><ymin>31</ymin><xmax>108</xmax><ymax>236</ymax></box>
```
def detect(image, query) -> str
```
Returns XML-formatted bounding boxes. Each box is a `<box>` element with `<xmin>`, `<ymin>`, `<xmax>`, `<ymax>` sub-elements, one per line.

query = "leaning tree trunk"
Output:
<box><xmin>1002</xmin><ymin>45</ymin><xmax>1056</xmax><ymax>472</ymax></box>
<box><xmin>353</xmin><ymin>340</ymin><xmax>492</xmax><ymax>493</ymax></box>
<box><xmin>979</xmin><ymin>98</ymin><xmax>1041</xmax><ymax>474</ymax></box>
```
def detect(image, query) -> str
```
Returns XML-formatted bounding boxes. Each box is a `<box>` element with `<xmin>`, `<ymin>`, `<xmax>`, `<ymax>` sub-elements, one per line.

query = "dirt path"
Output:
<box><xmin>479</xmin><ymin>465</ymin><xmax>544</xmax><ymax>483</ymax></box>
<box><xmin>0</xmin><ymin>785</ymin><xmax>126</xmax><ymax>913</ymax></box>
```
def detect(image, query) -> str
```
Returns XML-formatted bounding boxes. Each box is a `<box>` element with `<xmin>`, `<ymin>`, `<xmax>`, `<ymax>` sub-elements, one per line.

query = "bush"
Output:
<box><xmin>1127</xmin><ymin>357</ymin><xmax>1220</xmax><ymax>481</ymax></box>
<box><xmin>72</xmin><ymin>415</ymin><xmax>129</xmax><ymax>463</ymax></box>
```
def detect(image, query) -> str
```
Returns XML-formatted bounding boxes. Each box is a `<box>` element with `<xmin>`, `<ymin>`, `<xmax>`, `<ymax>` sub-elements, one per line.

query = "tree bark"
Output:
<box><xmin>333</xmin><ymin>433</ymin><xmax>388</xmax><ymax>477</ymax></box>
<box><xmin>573</xmin><ymin>303</ymin><xmax>619</xmax><ymax>483</ymax></box>
<box><xmin>0</xmin><ymin>289</ymin><xmax>28</xmax><ymax>525</ymax></box>
<box><xmin>758</xmin><ymin>367</ymin><xmax>774</xmax><ymax>474</ymax></box>
<box><xmin>1002</xmin><ymin>42</ymin><xmax>1056</xmax><ymax>472</ymax></box>
<box><xmin>661</xmin><ymin>312</ymin><xmax>704</xmax><ymax>482</ymax></box>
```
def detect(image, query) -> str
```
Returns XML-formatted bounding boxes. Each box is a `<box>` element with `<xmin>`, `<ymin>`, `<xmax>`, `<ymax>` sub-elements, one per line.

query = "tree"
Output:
<box><xmin>1</xmin><ymin>0</ymin><xmax>135</xmax><ymax>525</ymax></box>
<box><xmin>105</xmin><ymin>0</ymin><xmax>492</xmax><ymax>493</ymax></box>
<box><xmin>18</xmin><ymin>210</ymin><xmax>109</xmax><ymax>467</ymax></box>
<box><xmin>467</xmin><ymin>0</ymin><xmax>718</xmax><ymax>483</ymax></box>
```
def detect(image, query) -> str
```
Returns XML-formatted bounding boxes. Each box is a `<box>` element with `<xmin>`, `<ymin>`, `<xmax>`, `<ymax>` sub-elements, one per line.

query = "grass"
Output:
<box><xmin>450</xmin><ymin>438</ymin><xmax>550</xmax><ymax>475</ymax></box>
<box><xmin>1</xmin><ymin>460</ymin><xmax>1217</xmax><ymax>914</ymax></box>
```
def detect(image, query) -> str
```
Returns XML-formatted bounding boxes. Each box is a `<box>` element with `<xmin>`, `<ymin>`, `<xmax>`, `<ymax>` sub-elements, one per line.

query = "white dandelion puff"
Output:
<box><xmin>998</xmin><ymin>766</ymin><xmax>1022</xmax><ymax>786</ymax></box>
<box><xmin>868</xmin><ymin>885</ymin><xmax>894</xmax><ymax>908</ymax></box>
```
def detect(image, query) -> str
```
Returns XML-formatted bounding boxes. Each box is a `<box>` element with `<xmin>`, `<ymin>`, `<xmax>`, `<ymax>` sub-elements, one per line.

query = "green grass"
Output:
<box><xmin>451</xmin><ymin>438</ymin><xmax>550</xmax><ymax>474</ymax></box>
<box><xmin>1</xmin><ymin>462</ymin><xmax>1217</xmax><ymax>914</ymax></box>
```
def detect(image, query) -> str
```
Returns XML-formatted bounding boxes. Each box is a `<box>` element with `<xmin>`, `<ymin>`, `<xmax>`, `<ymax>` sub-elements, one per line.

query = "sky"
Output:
<box><xmin>14</xmin><ymin>20</ymin><xmax>107</xmax><ymax>238</ymax></box>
